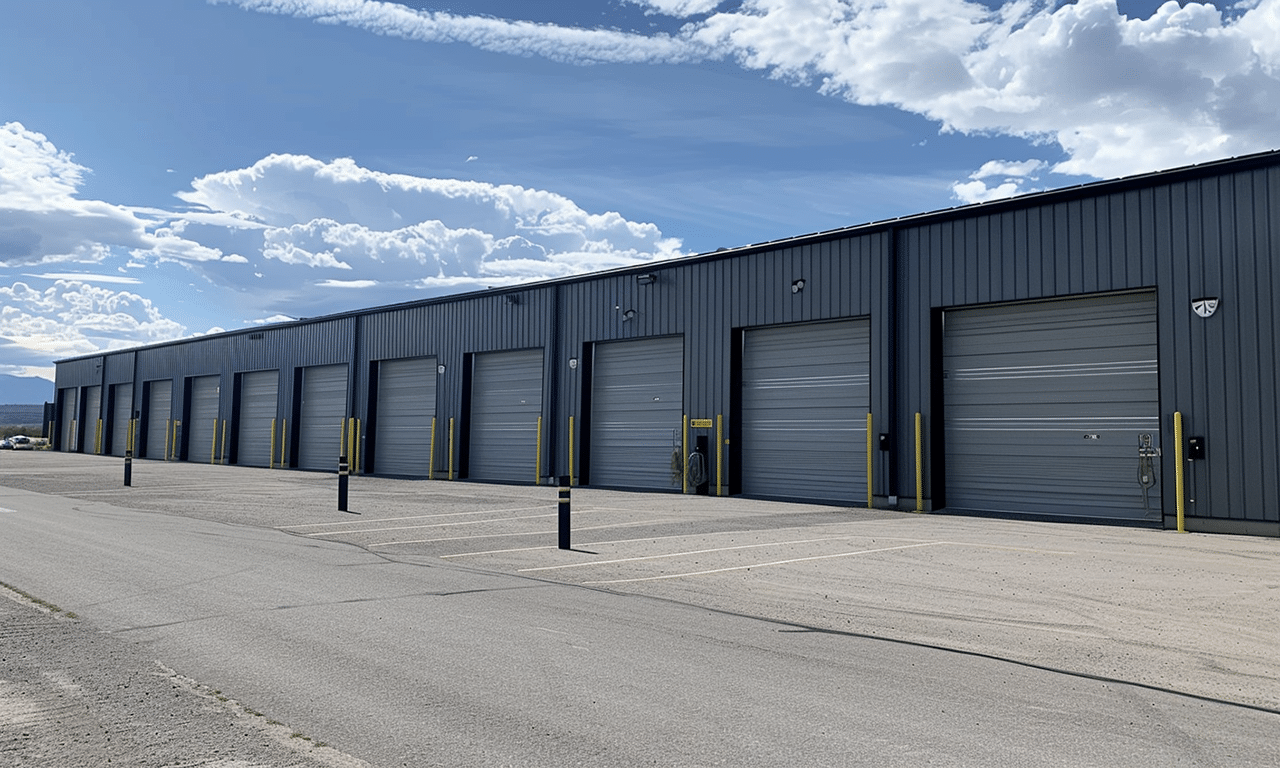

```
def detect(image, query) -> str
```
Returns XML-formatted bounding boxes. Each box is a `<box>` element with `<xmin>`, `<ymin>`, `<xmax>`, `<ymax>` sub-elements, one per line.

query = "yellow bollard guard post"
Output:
<box><xmin>429</xmin><ymin>417</ymin><xmax>437</xmax><ymax>480</ymax></box>
<box><xmin>716</xmin><ymin>414</ymin><xmax>724</xmax><ymax>497</ymax></box>
<box><xmin>569</xmin><ymin>415</ymin><xmax>575</xmax><ymax>486</ymax></box>
<box><xmin>1175</xmin><ymin>411</ymin><xmax>1186</xmax><ymax>533</ymax></box>
<box><xmin>915</xmin><ymin>412</ymin><xmax>924</xmax><ymax>513</ymax></box>
<box><xmin>536</xmin><ymin>416</ymin><xmax>543</xmax><ymax>485</ymax></box>
<box><xmin>866</xmin><ymin>413</ymin><xmax>873</xmax><ymax>509</ymax></box>
<box><xmin>448</xmin><ymin>417</ymin><xmax>455</xmax><ymax>480</ymax></box>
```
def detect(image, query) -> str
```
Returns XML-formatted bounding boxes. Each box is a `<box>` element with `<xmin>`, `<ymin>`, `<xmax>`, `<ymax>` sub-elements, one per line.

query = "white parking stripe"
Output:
<box><xmin>278</xmin><ymin>504</ymin><xmax>555</xmax><ymax>529</ymax></box>
<box><xmin>367</xmin><ymin>518</ymin><xmax>679</xmax><ymax>548</ymax></box>
<box><xmin>517</xmin><ymin>534</ymin><xmax>912</xmax><ymax>572</ymax></box>
<box><xmin>582</xmin><ymin>542</ymin><xmax>943</xmax><ymax>584</ymax></box>
<box><xmin>303</xmin><ymin>511</ymin><xmax>560</xmax><ymax>537</ymax></box>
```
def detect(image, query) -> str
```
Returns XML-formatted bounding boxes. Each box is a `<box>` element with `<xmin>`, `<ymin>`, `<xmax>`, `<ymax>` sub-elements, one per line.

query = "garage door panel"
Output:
<box><xmin>145</xmin><ymin>380</ymin><xmax>172</xmax><ymax>460</ymax></box>
<box><xmin>375</xmin><ymin>357</ymin><xmax>436</xmax><ymax>477</ymax></box>
<box><xmin>944</xmin><ymin>293</ymin><xmax>1160</xmax><ymax>521</ymax></box>
<box><xmin>237</xmin><ymin>371</ymin><xmax>278</xmax><ymax>468</ymax></box>
<box><xmin>589</xmin><ymin>337</ymin><xmax>684</xmax><ymax>490</ymax></box>
<box><xmin>298</xmin><ymin>365</ymin><xmax>348</xmax><ymax>471</ymax></box>
<box><xmin>82</xmin><ymin>386</ymin><xmax>102</xmax><ymax>454</ymax></box>
<box><xmin>742</xmin><ymin>319</ymin><xmax>870</xmax><ymax>503</ymax></box>
<box><xmin>110</xmin><ymin>383</ymin><xmax>133</xmax><ymax>456</ymax></box>
<box><xmin>187</xmin><ymin>376</ymin><xmax>220</xmax><ymax>464</ymax></box>
<box><xmin>469</xmin><ymin>350</ymin><xmax>543</xmax><ymax>483</ymax></box>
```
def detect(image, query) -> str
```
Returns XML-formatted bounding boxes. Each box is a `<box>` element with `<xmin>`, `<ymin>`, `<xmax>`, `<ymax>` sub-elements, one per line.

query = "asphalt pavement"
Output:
<box><xmin>2</xmin><ymin>451</ymin><xmax>1278</xmax><ymax>766</ymax></box>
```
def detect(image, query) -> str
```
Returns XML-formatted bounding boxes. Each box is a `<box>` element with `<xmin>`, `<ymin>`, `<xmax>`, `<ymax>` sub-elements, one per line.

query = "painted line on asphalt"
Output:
<box><xmin>367</xmin><ymin>517</ymin><xmax>680</xmax><ymax>548</ymax></box>
<box><xmin>517</xmin><ymin>534</ymin><xmax>915</xmax><ymax>572</ymax></box>
<box><xmin>581</xmin><ymin>542</ymin><xmax>945</xmax><ymax>584</ymax></box>
<box><xmin>302</xmin><ymin>511</ymin><xmax>561</xmax><ymax>537</ymax></box>
<box><xmin>278</xmin><ymin>505</ymin><xmax>555</xmax><ymax>530</ymax></box>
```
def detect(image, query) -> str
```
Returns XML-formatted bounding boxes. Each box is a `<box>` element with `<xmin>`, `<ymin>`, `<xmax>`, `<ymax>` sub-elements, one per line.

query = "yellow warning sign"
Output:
<box><xmin>690</xmin><ymin>418</ymin><xmax>714</xmax><ymax>428</ymax></box>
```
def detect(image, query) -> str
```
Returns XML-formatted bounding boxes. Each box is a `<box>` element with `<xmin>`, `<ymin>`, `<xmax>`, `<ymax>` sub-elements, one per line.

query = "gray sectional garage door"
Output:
<box><xmin>145</xmin><ymin>380</ymin><xmax>173</xmax><ymax>459</ymax></box>
<box><xmin>943</xmin><ymin>292</ymin><xmax>1160</xmax><ymax>521</ymax></box>
<box><xmin>59</xmin><ymin>388</ymin><xmax>78</xmax><ymax>453</ymax></box>
<box><xmin>741</xmin><ymin>319</ymin><xmax>871</xmax><ymax>502</ymax></box>
<box><xmin>589</xmin><ymin>337</ymin><xmax>684</xmax><ymax>489</ymax></box>
<box><xmin>237</xmin><ymin>370</ymin><xmax>278</xmax><ymax>468</ymax></box>
<box><xmin>297</xmin><ymin>364</ymin><xmax>348</xmax><ymax>471</ymax></box>
<box><xmin>82</xmin><ymin>385</ymin><xmax>101</xmax><ymax>453</ymax></box>
<box><xmin>187</xmin><ymin>375</ymin><xmax>221</xmax><ymax>464</ymax></box>
<box><xmin>375</xmin><ymin>357</ymin><xmax>437</xmax><ymax>477</ymax></box>
<box><xmin>469</xmin><ymin>349</ymin><xmax>543</xmax><ymax>483</ymax></box>
<box><xmin>110</xmin><ymin>382</ymin><xmax>133</xmax><ymax>456</ymax></box>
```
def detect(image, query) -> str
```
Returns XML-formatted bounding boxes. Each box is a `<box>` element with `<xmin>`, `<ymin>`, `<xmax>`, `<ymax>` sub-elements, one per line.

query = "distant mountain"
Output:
<box><xmin>0</xmin><ymin>375</ymin><xmax>55</xmax><ymax>405</ymax></box>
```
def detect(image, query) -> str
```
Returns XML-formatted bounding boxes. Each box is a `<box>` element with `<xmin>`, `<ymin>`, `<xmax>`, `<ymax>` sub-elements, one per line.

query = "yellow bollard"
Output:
<box><xmin>568</xmin><ymin>415</ymin><xmax>575</xmax><ymax>486</ymax></box>
<box><xmin>1175</xmin><ymin>411</ymin><xmax>1186</xmax><ymax>533</ymax></box>
<box><xmin>536</xmin><ymin>416</ymin><xmax>543</xmax><ymax>485</ymax></box>
<box><xmin>429</xmin><ymin>416</ymin><xmax>437</xmax><ymax>480</ymax></box>
<box><xmin>716</xmin><ymin>414</ymin><xmax>724</xmax><ymax>497</ymax></box>
<box><xmin>866</xmin><ymin>413</ymin><xmax>873</xmax><ymax>509</ymax></box>
<box><xmin>915</xmin><ymin>412</ymin><xmax>924</xmax><ymax>513</ymax></box>
<box><xmin>682</xmin><ymin>414</ymin><xmax>689</xmax><ymax>494</ymax></box>
<box><xmin>210</xmin><ymin>418</ymin><xmax>218</xmax><ymax>464</ymax></box>
<box><xmin>448</xmin><ymin>417</ymin><xmax>455</xmax><ymax>480</ymax></box>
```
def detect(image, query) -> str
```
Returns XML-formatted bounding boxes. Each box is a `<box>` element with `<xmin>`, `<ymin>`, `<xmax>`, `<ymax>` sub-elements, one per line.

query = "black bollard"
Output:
<box><xmin>124</xmin><ymin>448</ymin><xmax>133</xmax><ymax>487</ymax></box>
<box><xmin>558</xmin><ymin>475</ymin><xmax>571</xmax><ymax>550</ymax></box>
<box><xmin>338</xmin><ymin>455</ymin><xmax>349</xmax><ymax>512</ymax></box>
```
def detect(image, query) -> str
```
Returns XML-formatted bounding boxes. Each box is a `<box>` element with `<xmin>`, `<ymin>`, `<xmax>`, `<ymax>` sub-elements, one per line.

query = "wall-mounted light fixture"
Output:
<box><xmin>1192</xmin><ymin>296</ymin><xmax>1219</xmax><ymax>318</ymax></box>
<box><xmin>791</xmin><ymin>278</ymin><xmax>806</xmax><ymax>294</ymax></box>
<box><xmin>437</xmin><ymin>364</ymin><xmax>446</xmax><ymax>375</ymax></box>
<box><xmin>569</xmin><ymin>358</ymin><xmax>578</xmax><ymax>370</ymax></box>
<box><xmin>622</xmin><ymin>309</ymin><xmax>637</xmax><ymax>321</ymax></box>
<box><xmin>636</xmin><ymin>273</ymin><xmax>657</xmax><ymax>285</ymax></box>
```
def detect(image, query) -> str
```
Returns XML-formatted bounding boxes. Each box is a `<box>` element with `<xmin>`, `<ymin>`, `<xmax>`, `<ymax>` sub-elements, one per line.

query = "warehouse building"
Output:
<box><xmin>52</xmin><ymin>151</ymin><xmax>1280</xmax><ymax>537</ymax></box>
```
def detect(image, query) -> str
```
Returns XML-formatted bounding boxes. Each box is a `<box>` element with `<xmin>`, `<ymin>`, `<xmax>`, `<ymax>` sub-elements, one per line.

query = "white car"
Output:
<box><xmin>11</xmin><ymin>435</ymin><xmax>33</xmax><ymax>450</ymax></box>
<box><xmin>0</xmin><ymin>438</ymin><xmax>12</xmax><ymax>450</ymax></box>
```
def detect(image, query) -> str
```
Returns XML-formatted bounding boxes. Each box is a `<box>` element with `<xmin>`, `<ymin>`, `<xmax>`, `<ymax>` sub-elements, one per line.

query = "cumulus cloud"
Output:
<box><xmin>223</xmin><ymin>0</ymin><xmax>1280</xmax><ymax>198</ymax></box>
<box><xmin>952</xmin><ymin>158</ymin><xmax>1049</xmax><ymax>202</ymax></box>
<box><xmin>0</xmin><ymin>280</ymin><xmax>187</xmax><ymax>377</ymax></box>
<box><xmin>177</xmin><ymin>153</ymin><xmax>686</xmax><ymax>290</ymax></box>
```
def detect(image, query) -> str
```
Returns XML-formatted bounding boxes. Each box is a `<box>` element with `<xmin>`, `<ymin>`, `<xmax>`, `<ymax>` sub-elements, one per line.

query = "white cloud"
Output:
<box><xmin>176</xmin><ymin>153</ymin><xmax>686</xmax><ymax>293</ymax></box>
<box><xmin>214</xmin><ymin>0</ymin><xmax>708</xmax><ymax>64</ymax></box>
<box><xmin>0</xmin><ymin>280</ymin><xmax>187</xmax><ymax>372</ymax></box>
<box><xmin>223</xmin><ymin>0</ymin><xmax>1280</xmax><ymax>191</ymax></box>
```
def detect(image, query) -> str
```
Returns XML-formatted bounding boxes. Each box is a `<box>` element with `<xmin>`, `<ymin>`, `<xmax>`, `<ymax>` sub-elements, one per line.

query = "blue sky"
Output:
<box><xmin>3</xmin><ymin>0</ymin><xmax>1278</xmax><ymax>391</ymax></box>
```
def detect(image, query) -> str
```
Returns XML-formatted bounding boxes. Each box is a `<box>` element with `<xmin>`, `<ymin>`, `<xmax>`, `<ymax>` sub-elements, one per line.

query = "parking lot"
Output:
<box><xmin>4</xmin><ymin>450</ymin><xmax>1278</xmax><ymax>713</ymax></box>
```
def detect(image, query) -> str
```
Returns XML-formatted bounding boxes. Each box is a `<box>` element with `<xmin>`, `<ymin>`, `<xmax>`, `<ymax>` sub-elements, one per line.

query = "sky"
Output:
<box><xmin>3</xmin><ymin>0</ymin><xmax>1279</xmax><ymax>391</ymax></box>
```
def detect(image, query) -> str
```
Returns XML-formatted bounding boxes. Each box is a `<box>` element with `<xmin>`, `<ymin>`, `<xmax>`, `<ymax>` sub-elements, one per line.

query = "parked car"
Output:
<box><xmin>0</xmin><ymin>438</ymin><xmax>12</xmax><ymax>449</ymax></box>
<box><xmin>11</xmin><ymin>435</ymin><xmax>33</xmax><ymax>450</ymax></box>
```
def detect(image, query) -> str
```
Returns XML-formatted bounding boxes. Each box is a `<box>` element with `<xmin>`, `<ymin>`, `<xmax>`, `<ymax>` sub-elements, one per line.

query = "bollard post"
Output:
<box><xmin>558</xmin><ymin>475</ymin><xmax>571</xmax><ymax>550</ymax></box>
<box><xmin>338</xmin><ymin>454</ymin><xmax>349</xmax><ymax>512</ymax></box>
<box><xmin>124</xmin><ymin>448</ymin><xmax>133</xmax><ymax>487</ymax></box>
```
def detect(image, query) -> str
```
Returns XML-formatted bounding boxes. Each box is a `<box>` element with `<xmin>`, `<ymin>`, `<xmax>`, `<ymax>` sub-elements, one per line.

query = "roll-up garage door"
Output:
<box><xmin>145</xmin><ymin>380</ymin><xmax>173</xmax><ymax>460</ymax></box>
<box><xmin>468</xmin><ymin>349</ymin><xmax>543</xmax><ymax>483</ymax></box>
<box><xmin>237</xmin><ymin>370</ymin><xmax>278</xmax><ymax>468</ymax></box>
<box><xmin>943</xmin><ymin>292</ymin><xmax>1160</xmax><ymax>521</ymax></box>
<box><xmin>82</xmin><ymin>385</ymin><xmax>101</xmax><ymax>453</ymax></box>
<box><xmin>297</xmin><ymin>364</ymin><xmax>348</xmax><ymax>471</ymax></box>
<box><xmin>187</xmin><ymin>375</ymin><xmax>221</xmax><ymax>464</ymax></box>
<box><xmin>589</xmin><ymin>337</ymin><xmax>684</xmax><ymax>489</ymax></box>
<box><xmin>110</xmin><ymin>382</ymin><xmax>133</xmax><ymax>456</ymax></box>
<box><xmin>59</xmin><ymin>388</ymin><xmax>78</xmax><ymax>453</ymax></box>
<box><xmin>374</xmin><ymin>357</ymin><xmax>437</xmax><ymax>477</ymax></box>
<box><xmin>741</xmin><ymin>319</ymin><xmax>871</xmax><ymax>502</ymax></box>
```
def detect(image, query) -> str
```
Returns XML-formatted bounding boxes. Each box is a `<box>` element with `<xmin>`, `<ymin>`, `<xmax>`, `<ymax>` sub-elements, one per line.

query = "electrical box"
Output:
<box><xmin>1187</xmin><ymin>436</ymin><xmax>1205</xmax><ymax>460</ymax></box>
